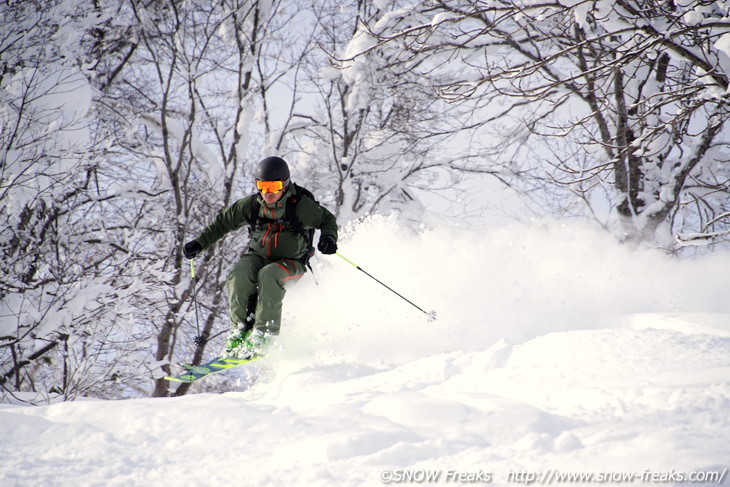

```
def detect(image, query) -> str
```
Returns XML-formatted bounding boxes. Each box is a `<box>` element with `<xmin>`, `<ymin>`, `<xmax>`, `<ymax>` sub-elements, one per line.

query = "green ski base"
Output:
<box><xmin>164</xmin><ymin>355</ymin><xmax>261</xmax><ymax>383</ymax></box>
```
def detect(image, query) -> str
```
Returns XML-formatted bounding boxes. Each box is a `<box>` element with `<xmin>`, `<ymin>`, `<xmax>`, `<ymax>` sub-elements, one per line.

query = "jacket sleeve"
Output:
<box><xmin>297</xmin><ymin>196</ymin><xmax>338</xmax><ymax>242</ymax></box>
<box><xmin>193</xmin><ymin>196</ymin><xmax>253</xmax><ymax>250</ymax></box>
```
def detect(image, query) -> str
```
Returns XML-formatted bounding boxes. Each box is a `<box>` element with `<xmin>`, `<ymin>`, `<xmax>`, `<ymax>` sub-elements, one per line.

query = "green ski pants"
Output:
<box><xmin>225</xmin><ymin>252</ymin><xmax>306</xmax><ymax>335</ymax></box>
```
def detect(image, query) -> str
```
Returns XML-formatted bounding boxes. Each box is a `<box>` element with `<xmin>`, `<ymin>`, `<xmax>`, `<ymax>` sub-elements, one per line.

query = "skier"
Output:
<box><xmin>182</xmin><ymin>156</ymin><xmax>339</xmax><ymax>358</ymax></box>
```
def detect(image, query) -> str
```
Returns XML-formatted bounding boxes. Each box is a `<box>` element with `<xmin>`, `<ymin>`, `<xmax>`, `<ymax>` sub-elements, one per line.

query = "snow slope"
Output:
<box><xmin>2</xmin><ymin>217</ymin><xmax>729</xmax><ymax>486</ymax></box>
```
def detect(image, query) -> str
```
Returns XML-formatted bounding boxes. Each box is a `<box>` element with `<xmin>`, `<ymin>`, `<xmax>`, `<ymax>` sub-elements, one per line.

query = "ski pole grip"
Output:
<box><xmin>189</xmin><ymin>259</ymin><xmax>196</xmax><ymax>278</ymax></box>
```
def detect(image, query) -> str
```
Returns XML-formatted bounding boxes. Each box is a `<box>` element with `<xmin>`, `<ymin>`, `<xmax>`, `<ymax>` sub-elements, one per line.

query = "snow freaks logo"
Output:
<box><xmin>380</xmin><ymin>469</ymin><xmax>492</xmax><ymax>483</ymax></box>
<box><xmin>378</xmin><ymin>467</ymin><xmax>728</xmax><ymax>484</ymax></box>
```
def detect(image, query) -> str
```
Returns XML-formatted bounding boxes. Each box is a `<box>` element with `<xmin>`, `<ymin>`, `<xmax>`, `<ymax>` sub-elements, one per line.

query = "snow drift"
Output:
<box><xmin>1</xmin><ymin>216</ymin><xmax>729</xmax><ymax>486</ymax></box>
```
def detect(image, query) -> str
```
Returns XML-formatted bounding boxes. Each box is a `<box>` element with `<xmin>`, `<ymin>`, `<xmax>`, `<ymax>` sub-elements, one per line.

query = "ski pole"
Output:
<box><xmin>336</xmin><ymin>252</ymin><xmax>437</xmax><ymax>322</ymax></box>
<box><xmin>189</xmin><ymin>259</ymin><xmax>206</xmax><ymax>345</ymax></box>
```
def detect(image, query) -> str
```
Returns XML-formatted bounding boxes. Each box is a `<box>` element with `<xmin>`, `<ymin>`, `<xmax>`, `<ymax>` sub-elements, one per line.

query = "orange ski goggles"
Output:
<box><xmin>256</xmin><ymin>180</ymin><xmax>286</xmax><ymax>194</ymax></box>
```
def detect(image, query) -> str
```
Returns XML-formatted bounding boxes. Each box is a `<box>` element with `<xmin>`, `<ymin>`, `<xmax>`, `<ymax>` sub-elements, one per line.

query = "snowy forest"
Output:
<box><xmin>2</xmin><ymin>0</ymin><xmax>730</xmax><ymax>403</ymax></box>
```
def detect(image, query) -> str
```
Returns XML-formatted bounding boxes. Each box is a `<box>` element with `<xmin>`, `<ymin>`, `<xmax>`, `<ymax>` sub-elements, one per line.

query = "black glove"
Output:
<box><xmin>183</xmin><ymin>240</ymin><xmax>203</xmax><ymax>259</ymax></box>
<box><xmin>317</xmin><ymin>236</ymin><xmax>337</xmax><ymax>255</ymax></box>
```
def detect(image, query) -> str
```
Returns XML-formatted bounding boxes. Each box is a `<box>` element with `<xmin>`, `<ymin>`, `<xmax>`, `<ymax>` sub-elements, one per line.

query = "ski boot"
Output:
<box><xmin>224</xmin><ymin>327</ymin><xmax>272</xmax><ymax>359</ymax></box>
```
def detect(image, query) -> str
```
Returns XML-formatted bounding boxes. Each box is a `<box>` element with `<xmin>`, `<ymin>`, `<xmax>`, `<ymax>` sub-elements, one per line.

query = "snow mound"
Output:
<box><xmin>2</xmin><ymin>218</ymin><xmax>729</xmax><ymax>486</ymax></box>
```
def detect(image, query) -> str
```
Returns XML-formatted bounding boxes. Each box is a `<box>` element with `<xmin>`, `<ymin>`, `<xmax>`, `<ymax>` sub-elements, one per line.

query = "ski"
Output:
<box><xmin>164</xmin><ymin>355</ymin><xmax>261</xmax><ymax>383</ymax></box>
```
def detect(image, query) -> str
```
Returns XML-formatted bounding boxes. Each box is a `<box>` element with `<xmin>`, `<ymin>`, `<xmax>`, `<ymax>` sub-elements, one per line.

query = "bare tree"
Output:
<box><xmin>281</xmin><ymin>0</ymin><xmax>478</xmax><ymax>222</ymax></box>
<box><xmin>348</xmin><ymin>0</ymin><xmax>730</xmax><ymax>247</ymax></box>
<box><xmin>0</xmin><ymin>0</ymin><xmax>149</xmax><ymax>402</ymax></box>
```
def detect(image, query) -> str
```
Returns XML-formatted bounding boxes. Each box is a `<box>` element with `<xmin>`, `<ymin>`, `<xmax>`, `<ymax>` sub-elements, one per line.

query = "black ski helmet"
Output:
<box><xmin>255</xmin><ymin>156</ymin><xmax>290</xmax><ymax>181</ymax></box>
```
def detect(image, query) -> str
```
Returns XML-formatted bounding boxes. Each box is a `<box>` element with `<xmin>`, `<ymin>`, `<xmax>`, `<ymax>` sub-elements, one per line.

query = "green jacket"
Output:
<box><xmin>194</xmin><ymin>185</ymin><xmax>338</xmax><ymax>261</ymax></box>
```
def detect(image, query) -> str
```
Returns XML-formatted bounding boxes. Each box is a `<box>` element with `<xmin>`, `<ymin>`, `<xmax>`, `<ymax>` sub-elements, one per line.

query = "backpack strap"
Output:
<box><xmin>287</xmin><ymin>183</ymin><xmax>317</xmax><ymax>268</ymax></box>
<box><xmin>249</xmin><ymin>197</ymin><xmax>260</xmax><ymax>235</ymax></box>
